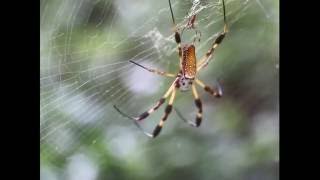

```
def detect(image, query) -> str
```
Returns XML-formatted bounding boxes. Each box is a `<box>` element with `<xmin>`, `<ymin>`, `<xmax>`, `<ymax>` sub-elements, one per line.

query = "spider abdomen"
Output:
<box><xmin>181</xmin><ymin>44</ymin><xmax>196</xmax><ymax>79</ymax></box>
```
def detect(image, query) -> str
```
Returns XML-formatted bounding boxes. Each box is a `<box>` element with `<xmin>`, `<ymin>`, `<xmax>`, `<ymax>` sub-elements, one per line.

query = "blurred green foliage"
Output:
<box><xmin>41</xmin><ymin>0</ymin><xmax>278</xmax><ymax>179</ymax></box>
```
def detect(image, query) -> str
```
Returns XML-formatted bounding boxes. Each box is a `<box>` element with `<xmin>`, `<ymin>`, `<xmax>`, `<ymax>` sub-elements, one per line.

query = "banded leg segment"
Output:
<box><xmin>192</xmin><ymin>84</ymin><xmax>203</xmax><ymax>127</ymax></box>
<box><xmin>197</xmin><ymin>0</ymin><xmax>228</xmax><ymax>71</ymax></box>
<box><xmin>130</xmin><ymin>60</ymin><xmax>176</xmax><ymax>77</ymax></box>
<box><xmin>114</xmin><ymin>78</ymin><xmax>179</xmax><ymax>138</ymax></box>
<box><xmin>174</xmin><ymin>84</ymin><xmax>203</xmax><ymax>127</ymax></box>
<box><xmin>169</xmin><ymin>0</ymin><xmax>182</xmax><ymax>61</ymax></box>
<box><xmin>135</xmin><ymin>80</ymin><xmax>177</xmax><ymax>121</ymax></box>
<box><xmin>152</xmin><ymin>87</ymin><xmax>177</xmax><ymax>138</ymax></box>
<box><xmin>197</xmin><ymin>26</ymin><xmax>227</xmax><ymax>71</ymax></box>
<box><xmin>195</xmin><ymin>78</ymin><xmax>223</xmax><ymax>97</ymax></box>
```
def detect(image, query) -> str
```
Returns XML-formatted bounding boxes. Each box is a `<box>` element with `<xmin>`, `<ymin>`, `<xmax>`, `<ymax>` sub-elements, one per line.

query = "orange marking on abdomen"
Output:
<box><xmin>181</xmin><ymin>44</ymin><xmax>196</xmax><ymax>79</ymax></box>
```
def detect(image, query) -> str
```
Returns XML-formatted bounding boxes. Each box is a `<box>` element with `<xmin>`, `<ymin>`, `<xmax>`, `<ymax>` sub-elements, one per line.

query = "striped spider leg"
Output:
<box><xmin>197</xmin><ymin>0</ymin><xmax>228</xmax><ymax>71</ymax></box>
<box><xmin>114</xmin><ymin>75</ymin><xmax>179</xmax><ymax>138</ymax></box>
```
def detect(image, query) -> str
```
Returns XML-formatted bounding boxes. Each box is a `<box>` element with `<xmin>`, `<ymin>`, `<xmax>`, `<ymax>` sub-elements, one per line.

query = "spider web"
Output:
<box><xmin>41</xmin><ymin>0</ymin><xmax>278</xmax><ymax>179</ymax></box>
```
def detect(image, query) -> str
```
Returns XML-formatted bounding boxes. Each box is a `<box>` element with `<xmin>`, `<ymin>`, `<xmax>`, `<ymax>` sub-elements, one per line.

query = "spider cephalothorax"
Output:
<box><xmin>176</xmin><ymin>75</ymin><xmax>193</xmax><ymax>91</ymax></box>
<box><xmin>114</xmin><ymin>0</ymin><xmax>228</xmax><ymax>138</ymax></box>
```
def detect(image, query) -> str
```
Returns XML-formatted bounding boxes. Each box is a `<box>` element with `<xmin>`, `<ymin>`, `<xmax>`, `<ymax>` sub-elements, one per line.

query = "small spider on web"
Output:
<box><xmin>181</xmin><ymin>14</ymin><xmax>202</xmax><ymax>43</ymax></box>
<box><xmin>114</xmin><ymin>0</ymin><xmax>228</xmax><ymax>138</ymax></box>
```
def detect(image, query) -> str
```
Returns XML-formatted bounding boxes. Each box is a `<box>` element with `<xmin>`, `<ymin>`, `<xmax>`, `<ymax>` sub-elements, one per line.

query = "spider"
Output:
<box><xmin>114</xmin><ymin>0</ymin><xmax>228</xmax><ymax>138</ymax></box>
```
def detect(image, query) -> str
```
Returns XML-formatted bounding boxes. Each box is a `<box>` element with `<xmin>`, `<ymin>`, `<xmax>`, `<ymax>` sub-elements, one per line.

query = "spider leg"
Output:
<box><xmin>151</xmin><ymin>87</ymin><xmax>177</xmax><ymax>138</ymax></box>
<box><xmin>197</xmin><ymin>0</ymin><xmax>228</xmax><ymax>71</ymax></box>
<box><xmin>135</xmin><ymin>81</ymin><xmax>176</xmax><ymax>121</ymax></box>
<box><xmin>129</xmin><ymin>60</ymin><xmax>176</xmax><ymax>77</ymax></box>
<box><xmin>191</xmin><ymin>28</ymin><xmax>201</xmax><ymax>44</ymax></box>
<box><xmin>195</xmin><ymin>78</ymin><xmax>223</xmax><ymax>98</ymax></box>
<box><xmin>114</xmin><ymin>78</ymin><xmax>178</xmax><ymax>138</ymax></box>
<box><xmin>115</xmin><ymin>79</ymin><xmax>177</xmax><ymax>121</ymax></box>
<box><xmin>113</xmin><ymin>105</ymin><xmax>152</xmax><ymax>137</ymax></box>
<box><xmin>194</xmin><ymin>29</ymin><xmax>201</xmax><ymax>43</ymax></box>
<box><xmin>192</xmin><ymin>84</ymin><xmax>203</xmax><ymax>127</ymax></box>
<box><xmin>169</xmin><ymin>0</ymin><xmax>182</xmax><ymax>60</ymax></box>
<box><xmin>174</xmin><ymin>84</ymin><xmax>203</xmax><ymax>127</ymax></box>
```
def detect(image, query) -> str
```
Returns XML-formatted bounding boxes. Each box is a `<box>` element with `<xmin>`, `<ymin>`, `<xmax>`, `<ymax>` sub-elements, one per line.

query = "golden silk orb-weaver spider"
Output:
<box><xmin>114</xmin><ymin>0</ymin><xmax>228</xmax><ymax>138</ymax></box>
